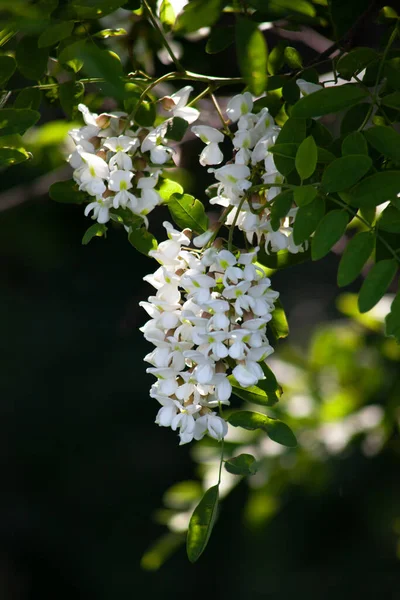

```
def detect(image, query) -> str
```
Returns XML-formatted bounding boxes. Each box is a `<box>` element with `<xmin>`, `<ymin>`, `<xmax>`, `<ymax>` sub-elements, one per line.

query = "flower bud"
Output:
<box><xmin>161</xmin><ymin>96</ymin><xmax>176</xmax><ymax>111</ymax></box>
<box><xmin>96</xmin><ymin>114</ymin><xmax>111</xmax><ymax>129</ymax></box>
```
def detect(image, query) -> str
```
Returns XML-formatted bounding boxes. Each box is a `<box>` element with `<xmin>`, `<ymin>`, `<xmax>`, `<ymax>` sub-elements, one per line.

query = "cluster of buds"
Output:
<box><xmin>193</xmin><ymin>92</ymin><xmax>307</xmax><ymax>255</ymax></box>
<box><xmin>140</xmin><ymin>222</ymin><xmax>279</xmax><ymax>445</ymax></box>
<box><xmin>67</xmin><ymin>86</ymin><xmax>199</xmax><ymax>227</ymax></box>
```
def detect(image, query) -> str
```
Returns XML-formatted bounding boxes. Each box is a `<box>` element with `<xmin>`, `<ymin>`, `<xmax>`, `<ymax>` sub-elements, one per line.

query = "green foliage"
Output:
<box><xmin>82</xmin><ymin>223</ymin><xmax>107</xmax><ymax>244</ymax></box>
<box><xmin>206</xmin><ymin>27</ymin><xmax>235</xmax><ymax>54</ymax></box>
<box><xmin>292</xmin><ymin>85</ymin><xmax>368</xmax><ymax>118</ymax></box>
<box><xmin>0</xmin><ymin>108</ymin><xmax>40</xmax><ymax>135</ymax></box>
<box><xmin>269</xmin><ymin>299</ymin><xmax>289</xmax><ymax>339</ymax></box>
<box><xmin>321</xmin><ymin>155</ymin><xmax>372</xmax><ymax>192</ymax></box>
<box><xmin>166</xmin><ymin>116</ymin><xmax>188</xmax><ymax>141</ymax></box>
<box><xmin>337</xmin><ymin>232</ymin><xmax>375</xmax><ymax>287</ymax></box>
<box><xmin>59</xmin><ymin>81</ymin><xmax>85</xmax><ymax>119</ymax></box>
<box><xmin>349</xmin><ymin>172</ymin><xmax>400</xmax><ymax>208</ymax></box>
<box><xmin>227</xmin><ymin>411</ymin><xmax>297</xmax><ymax>447</ymax></box>
<box><xmin>0</xmin><ymin>55</ymin><xmax>16</xmax><ymax>85</ymax></box>
<box><xmin>16</xmin><ymin>36</ymin><xmax>49</xmax><ymax>80</ymax></box>
<box><xmin>175</xmin><ymin>0</ymin><xmax>222</xmax><ymax>34</ymax></box>
<box><xmin>225</xmin><ymin>454</ymin><xmax>258</xmax><ymax>476</ymax></box>
<box><xmin>293</xmin><ymin>197</ymin><xmax>325</xmax><ymax>245</ymax></box>
<box><xmin>311</xmin><ymin>210</ymin><xmax>348</xmax><ymax>260</ymax></box>
<box><xmin>294</xmin><ymin>185</ymin><xmax>318</xmax><ymax>207</ymax></box>
<box><xmin>38</xmin><ymin>21</ymin><xmax>74</xmax><ymax>47</ymax></box>
<box><xmin>358</xmin><ymin>259</ymin><xmax>397</xmax><ymax>313</ymax></box>
<box><xmin>235</xmin><ymin>18</ymin><xmax>267</xmax><ymax>96</ymax></box>
<box><xmin>128</xmin><ymin>227</ymin><xmax>158</xmax><ymax>256</ymax></box>
<box><xmin>337</xmin><ymin>48</ymin><xmax>379</xmax><ymax>80</ymax></box>
<box><xmin>270</xmin><ymin>190</ymin><xmax>293</xmax><ymax>230</ymax></box>
<box><xmin>295</xmin><ymin>135</ymin><xmax>317</xmax><ymax>180</ymax></box>
<box><xmin>364</xmin><ymin>126</ymin><xmax>400</xmax><ymax>164</ymax></box>
<box><xmin>14</xmin><ymin>88</ymin><xmax>42</xmax><ymax>110</ymax></box>
<box><xmin>156</xmin><ymin>178</ymin><xmax>184</xmax><ymax>202</ymax></box>
<box><xmin>342</xmin><ymin>131</ymin><xmax>368</xmax><ymax>156</ymax></box>
<box><xmin>49</xmin><ymin>180</ymin><xmax>87</xmax><ymax>204</ymax></box>
<box><xmin>167</xmin><ymin>193</ymin><xmax>208</xmax><ymax>234</ymax></box>
<box><xmin>186</xmin><ymin>485</ymin><xmax>219</xmax><ymax>563</ymax></box>
<box><xmin>385</xmin><ymin>291</ymin><xmax>400</xmax><ymax>342</ymax></box>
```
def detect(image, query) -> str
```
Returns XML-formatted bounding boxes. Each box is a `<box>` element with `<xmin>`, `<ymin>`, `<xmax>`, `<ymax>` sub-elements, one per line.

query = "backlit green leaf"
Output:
<box><xmin>227</xmin><ymin>411</ymin><xmax>297</xmax><ymax>447</ymax></box>
<box><xmin>236</xmin><ymin>17</ymin><xmax>268</xmax><ymax>96</ymax></box>
<box><xmin>157</xmin><ymin>178</ymin><xmax>184</xmax><ymax>202</ymax></box>
<box><xmin>93</xmin><ymin>28</ymin><xmax>127</xmax><ymax>38</ymax></box>
<box><xmin>295</xmin><ymin>135</ymin><xmax>317</xmax><ymax>180</ymax></box>
<box><xmin>358</xmin><ymin>259</ymin><xmax>397</xmax><ymax>313</ymax></box>
<box><xmin>168</xmin><ymin>193</ymin><xmax>208</xmax><ymax>233</ymax></box>
<box><xmin>225</xmin><ymin>454</ymin><xmax>258</xmax><ymax>476</ymax></box>
<box><xmin>269</xmin><ymin>299</ymin><xmax>289</xmax><ymax>339</ymax></box>
<box><xmin>159</xmin><ymin>0</ymin><xmax>175</xmax><ymax>30</ymax></box>
<box><xmin>284</xmin><ymin>46</ymin><xmax>302</xmax><ymax>69</ymax></box>
<box><xmin>82</xmin><ymin>223</ymin><xmax>107</xmax><ymax>244</ymax></box>
<box><xmin>175</xmin><ymin>0</ymin><xmax>222</xmax><ymax>34</ymax></box>
<box><xmin>187</xmin><ymin>485</ymin><xmax>219</xmax><ymax>563</ymax></box>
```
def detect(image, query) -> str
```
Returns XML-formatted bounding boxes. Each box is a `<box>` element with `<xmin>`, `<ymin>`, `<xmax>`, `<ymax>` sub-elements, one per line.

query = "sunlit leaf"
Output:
<box><xmin>168</xmin><ymin>193</ymin><xmax>208</xmax><ymax>233</ymax></box>
<box><xmin>236</xmin><ymin>17</ymin><xmax>268</xmax><ymax>96</ymax></box>
<box><xmin>187</xmin><ymin>485</ymin><xmax>219</xmax><ymax>563</ymax></box>
<box><xmin>227</xmin><ymin>411</ymin><xmax>297</xmax><ymax>447</ymax></box>
<box><xmin>295</xmin><ymin>135</ymin><xmax>317</xmax><ymax>180</ymax></box>
<box><xmin>269</xmin><ymin>299</ymin><xmax>289</xmax><ymax>339</ymax></box>
<box><xmin>93</xmin><ymin>28</ymin><xmax>127</xmax><ymax>38</ymax></box>
<box><xmin>225</xmin><ymin>454</ymin><xmax>258</xmax><ymax>476</ymax></box>
<box><xmin>159</xmin><ymin>0</ymin><xmax>175</xmax><ymax>30</ymax></box>
<box><xmin>141</xmin><ymin>533</ymin><xmax>185</xmax><ymax>572</ymax></box>
<box><xmin>175</xmin><ymin>0</ymin><xmax>222</xmax><ymax>34</ymax></box>
<box><xmin>157</xmin><ymin>177</ymin><xmax>184</xmax><ymax>202</ymax></box>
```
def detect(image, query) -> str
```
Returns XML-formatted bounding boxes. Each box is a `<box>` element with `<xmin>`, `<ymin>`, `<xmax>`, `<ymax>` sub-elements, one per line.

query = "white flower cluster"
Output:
<box><xmin>67</xmin><ymin>86</ymin><xmax>199</xmax><ymax>226</ymax></box>
<box><xmin>140</xmin><ymin>222</ymin><xmax>279</xmax><ymax>445</ymax></box>
<box><xmin>192</xmin><ymin>93</ymin><xmax>307</xmax><ymax>255</ymax></box>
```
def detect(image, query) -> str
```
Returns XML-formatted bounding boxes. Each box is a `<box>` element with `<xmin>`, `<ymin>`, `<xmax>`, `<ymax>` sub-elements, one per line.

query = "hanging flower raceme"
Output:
<box><xmin>140</xmin><ymin>222</ymin><xmax>279</xmax><ymax>445</ymax></box>
<box><xmin>192</xmin><ymin>96</ymin><xmax>308</xmax><ymax>256</ymax></box>
<box><xmin>67</xmin><ymin>87</ymin><xmax>199</xmax><ymax>230</ymax></box>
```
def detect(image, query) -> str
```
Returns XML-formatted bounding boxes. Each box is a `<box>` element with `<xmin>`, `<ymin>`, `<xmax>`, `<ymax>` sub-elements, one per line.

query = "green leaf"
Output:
<box><xmin>378</xmin><ymin>205</ymin><xmax>400</xmax><ymax>233</ymax></box>
<box><xmin>337</xmin><ymin>231</ymin><xmax>374</xmax><ymax>287</ymax></box>
<box><xmin>225</xmin><ymin>454</ymin><xmax>258</xmax><ymax>476</ymax></box>
<box><xmin>157</xmin><ymin>178</ymin><xmax>184</xmax><ymax>203</ymax></box>
<box><xmin>227</xmin><ymin>411</ymin><xmax>297</xmax><ymax>447</ymax></box>
<box><xmin>342</xmin><ymin>131</ymin><xmax>368</xmax><ymax>156</ymax></box>
<box><xmin>295</xmin><ymin>135</ymin><xmax>317</xmax><ymax>180</ymax></box>
<box><xmin>249</xmin><ymin>0</ymin><xmax>315</xmax><ymax>16</ymax></box>
<box><xmin>385</xmin><ymin>291</ymin><xmax>400</xmax><ymax>343</ymax></box>
<box><xmin>16</xmin><ymin>36</ymin><xmax>49</xmax><ymax>80</ymax></box>
<box><xmin>381</xmin><ymin>91</ymin><xmax>400</xmax><ymax>110</ymax></box>
<box><xmin>291</xmin><ymin>84</ymin><xmax>368</xmax><ymax>118</ymax></box>
<box><xmin>317</xmin><ymin>147</ymin><xmax>336</xmax><ymax>163</ymax></box>
<box><xmin>273</xmin><ymin>117</ymin><xmax>306</xmax><ymax>175</ymax></box>
<box><xmin>14</xmin><ymin>88</ymin><xmax>41</xmax><ymax>110</ymax></box>
<box><xmin>49</xmin><ymin>180</ymin><xmax>87</xmax><ymax>204</ymax></box>
<box><xmin>284</xmin><ymin>46</ymin><xmax>302</xmax><ymax>69</ymax></box>
<box><xmin>0</xmin><ymin>146</ymin><xmax>31</xmax><ymax>166</ymax></box>
<box><xmin>321</xmin><ymin>155</ymin><xmax>372</xmax><ymax>193</ymax></box>
<box><xmin>58</xmin><ymin>39</ymin><xmax>86</xmax><ymax>73</ymax></box>
<box><xmin>186</xmin><ymin>485</ymin><xmax>219</xmax><ymax>563</ymax></box>
<box><xmin>337</xmin><ymin>47</ymin><xmax>378</xmax><ymax>80</ymax></box>
<box><xmin>59</xmin><ymin>81</ymin><xmax>84</xmax><ymax>119</ymax></box>
<box><xmin>293</xmin><ymin>196</ymin><xmax>325</xmax><ymax>245</ymax></box>
<box><xmin>159</xmin><ymin>0</ymin><xmax>175</xmax><ymax>30</ymax></box>
<box><xmin>206</xmin><ymin>26</ymin><xmax>235</xmax><ymax>54</ymax></box>
<box><xmin>168</xmin><ymin>193</ymin><xmax>208</xmax><ymax>234</ymax></box>
<box><xmin>229</xmin><ymin>377</ymin><xmax>280</xmax><ymax>407</ymax></box>
<box><xmin>0</xmin><ymin>55</ymin><xmax>16</xmax><ymax>86</ymax></box>
<box><xmin>236</xmin><ymin>17</ymin><xmax>268</xmax><ymax>96</ymax></box>
<box><xmin>77</xmin><ymin>45</ymin><xmax>125</xmax><ymax>101</ymax></box>
<box><xmin>69</xmin><ymin>0</ymin><xmax>131</xmax><ymax>18</ymax></box>
<box><xmin>268</xmin><ymin>41</ymin><xmax>286</xmax><ymax>76</ymax></box>
<box><xmin>0</xmin><ymin>108</ymin><xmax>40</xmax><ymax>135</ymax></box>
<box><xmin>38</xmin><ymin>21</ymin><xmax>74</xmax><ymax>47</ymax></box>
<box><xmin>311</xmin><ymin>210</ymin><xmax>348</xmax><ymax>260</ymax></box>
<box><xmin>141</xmin><ymin>533</ymin><xmax>185</xmax><ymax>572</ymax></box>
<box><xmin>294</xmin><ymin>185</ymin><xmax>317</xmax><ymax>207</ymax></box>
<box><xmin>128</xmin><ymin>227</ymin><xmax>158</xmax><ymax>256</ymax></box>
<box><xmin>364</xmin><ymin>126</ymin><xmax>400</xmax><ymax>164</ymax></box>
<box><xmin>166</xmin><ymin>116</ymin><xmax>188</xmax><ymax>142</ymax></box>
<box><xmin>258</xmin><ymin>247</ymin><xmax>311</xmax><ymax>269</ymax></box>
<box><xmin>93</xmin><ymin>28</ymin><xmax>127</xmax><ymax>38</ymax></box>
<box><xmin>341</xmin><ymin>103</ymin><xmax>370</xmax><ymax>136</ymax></box>
<box><xmin>270</xmin><ymin>189</ymin><xmax>293</xmax><ymax>231</ymax></box>
<box><xmin>135</xmin><ymin>101</ymin><xmax>156</xmax><ymax>127</ymax></box>
<box><xmin>349</xmin><ymin>171</ymin><xmax>400</xmax><ymax>208</ymax></box>
<box><xmin>358</xmin><ymin>259</ymin><xmax>397</xmax><ymax>313</ymax></box>
<box><xmin>175</xmin><ymin>0</ymin><xmax>222</xmax><ymax>34</ymax></box>
<box><xmin>269</xmin><ymin>299</ymin><xmax>289</xmax><ymax>339</ymax></box>
<box><xmin>82</xmin><ymin>223</ymin><xmax>107</xmax><ymax>244</ymax></box>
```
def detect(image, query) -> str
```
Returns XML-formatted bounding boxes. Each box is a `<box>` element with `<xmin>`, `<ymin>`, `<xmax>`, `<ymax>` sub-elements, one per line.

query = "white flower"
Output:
<box><xmin>199</xmin><ymin>142</ymin><xmax>224</xmax><ymax>166</ymax></box>
<box><xmin>194</xmin><ymin>413</ymin><xmax>228</xmax><ymax>441</ymax></box>
<box><xmin>232</xmin><ymin>360</ymin><xmax>264</xmax><ymax>388</ymax></box>
<box><xmin>296</xmin><ymin>78</ymin><xmax>323</xmax><ymax>96</ymax></box>
<box><xmin>84</xmin><ymin>197</ymin><xmax>111</xmax><ymax>223</ymax></box>
<box><xmin>192</xmin><ymin>125</ymin><xmax>224</xmax><ymax>144</ymax></box>
<box><xmin>226</xmin><ymin>92</ymin><xmax>253</xmax><ymax>122</ymax></box>
<box><xmin>193</xmin><ymin>230</ymin><xmax>214</xmax><ymax>248</ymax></box>
<box><xmin>169</xmin><ymin>85</ymin><xmax>200</xmax><ymax>124</ymax></box>
<box><xmin>212</xmin><ymin>164</ymin><xmax>251</xmax><ymax>192</ymax></box>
